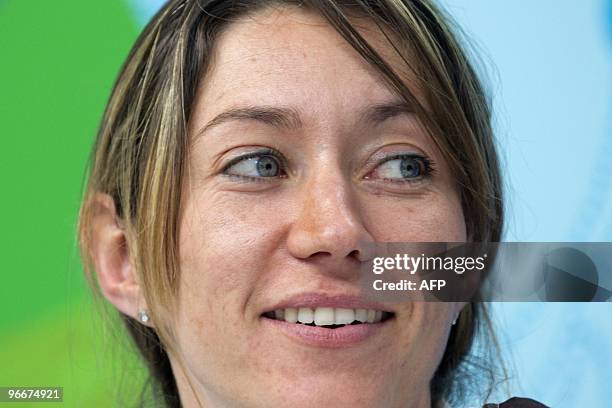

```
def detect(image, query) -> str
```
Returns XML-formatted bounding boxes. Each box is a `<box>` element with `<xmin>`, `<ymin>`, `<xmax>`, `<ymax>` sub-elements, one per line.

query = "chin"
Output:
<box><xmin>240</xmin><ymin>361</ymin><xmax>401</xmax><ymax>408</ymax></box>
<box><xmin>260</xmin><ymin>376</ymin><xmax>392</xmax><ymax>408</ymax></box>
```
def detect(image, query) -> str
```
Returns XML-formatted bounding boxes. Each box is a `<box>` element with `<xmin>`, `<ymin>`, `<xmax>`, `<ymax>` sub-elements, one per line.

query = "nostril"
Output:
<box><xmin>308</xmin><ymin>251</ymin><xmax>332</xmax><ymax>260</ymax></box>
<box><xmin>312</xmin><ymin>250</ymin><xmax>362</xmax><ymax>260</ymax></box>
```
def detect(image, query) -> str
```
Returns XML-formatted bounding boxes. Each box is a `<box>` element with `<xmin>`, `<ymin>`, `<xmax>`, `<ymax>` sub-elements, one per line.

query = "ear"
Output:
<box><xmin>89</xmin><ymin>193</ymin><xmax>151</xmax><ymax>325</ymax></box>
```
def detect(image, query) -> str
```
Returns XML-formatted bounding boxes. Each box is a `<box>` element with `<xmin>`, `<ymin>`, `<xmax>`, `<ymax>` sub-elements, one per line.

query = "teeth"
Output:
<box><xmin>284</xmin><ymin>308</ymin><xmax>298</xmax><ymax>323</ymax></box>
<box><xmin>366</xmin><ymin>309</ymin><xmax>376</xmax><ymax>323</ymax></box>
<box><xmin>272</xmin><ymin>307</ymin><xmax>390</xmax><ymax>326</ymax></box>
<box><xmin>334</xmin><ymin>308</ymin><xmax>355</xmax><ymax>325</ymax></box>
<box><xmin>314</xmin><ymin>307</ymin><xmax>334</xmax><ymax>326</ymax></box>
<box><xmin>355</xmin><ymin>309</ymin><xmax>368</xmax><ymax>323</ymax></box>
<box><xmin>297</xmin><ymin>308</ymin><xmax>314</xmax><ymax>324</ymax></box>
<box><xmin>374</xmin><ymin>310</ymin><xmax>383</xmax><ymax>323</ymax></box>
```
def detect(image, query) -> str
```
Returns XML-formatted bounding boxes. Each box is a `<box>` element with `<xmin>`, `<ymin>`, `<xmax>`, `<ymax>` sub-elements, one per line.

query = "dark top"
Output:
<box><xmin>483</xmin><ymin>397</ymin><xmax>550</xmax><ymax>408</ymax></box>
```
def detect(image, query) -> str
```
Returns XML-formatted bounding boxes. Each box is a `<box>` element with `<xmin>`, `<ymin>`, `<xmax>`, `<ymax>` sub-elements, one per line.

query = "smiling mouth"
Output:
<box><xmin>262</xmin><ymin>307</ymin><xmax>395</xmax><ymax>329</ymax></box>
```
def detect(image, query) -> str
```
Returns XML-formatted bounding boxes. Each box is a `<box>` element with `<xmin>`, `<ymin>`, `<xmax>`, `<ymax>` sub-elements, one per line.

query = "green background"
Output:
<box><xmin>0</xmin><ymin>1</ymin><xmax>149</xmax><ymax>406</ymax></box>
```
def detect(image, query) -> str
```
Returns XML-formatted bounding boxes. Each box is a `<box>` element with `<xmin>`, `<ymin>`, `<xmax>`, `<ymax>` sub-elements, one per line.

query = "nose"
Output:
<box><xmin>286</xmin><ymin>164</ymin><xmax>375</xmax><ymax>271</ymax></box>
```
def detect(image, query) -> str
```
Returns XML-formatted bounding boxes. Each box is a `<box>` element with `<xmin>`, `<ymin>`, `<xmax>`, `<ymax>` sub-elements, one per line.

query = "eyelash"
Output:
<box><xmin>367</xmin><ymin>153</ymin><xmax>436</xmax><ymax>185</ymax></box>
<box><xmin>222</xmin><ymin>147</ymin><xmax>287</xmax><ymax>183</ymax></box>
<box><xmin>221</xmin><ymin>149</ymin><xmax>436</xmax><ymax>184</ymax></box>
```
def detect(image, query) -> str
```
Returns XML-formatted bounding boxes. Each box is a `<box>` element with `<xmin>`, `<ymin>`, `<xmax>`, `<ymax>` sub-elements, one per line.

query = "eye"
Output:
<box><xmin>366</xmin><ymin>154</ymin><xmax>434</xmax><ymax>182</ymax></box>
<box><xmin>223</xmin><ymin>150</ymin><xmax>286</xmax><ymax>180</ymax></box>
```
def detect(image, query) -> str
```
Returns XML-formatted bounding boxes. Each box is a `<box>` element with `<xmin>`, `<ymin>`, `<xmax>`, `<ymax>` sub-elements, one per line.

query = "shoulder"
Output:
<box><xmin>483</xmin><ymin>396</ymin><xmax>550</xmax><ymax>408</ymax></box>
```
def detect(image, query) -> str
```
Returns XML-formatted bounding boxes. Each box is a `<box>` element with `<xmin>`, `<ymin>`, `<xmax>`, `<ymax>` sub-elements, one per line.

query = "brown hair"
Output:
<box><xmin>78</xmin><ymin>0</ymin><xmax>505</xmax><ymax>406</ymax></box>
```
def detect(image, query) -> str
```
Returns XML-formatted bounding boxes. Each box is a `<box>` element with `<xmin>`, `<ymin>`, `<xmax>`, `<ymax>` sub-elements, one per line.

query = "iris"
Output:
<box><xmin>255</xmin><ymin>155</ymin><xmax>280</xmax><ymax>177</ymax></box>
<box><xmin>399</xmin><ymin>157</ymin><xmax>421</xmax><ymax>178</ymax></box>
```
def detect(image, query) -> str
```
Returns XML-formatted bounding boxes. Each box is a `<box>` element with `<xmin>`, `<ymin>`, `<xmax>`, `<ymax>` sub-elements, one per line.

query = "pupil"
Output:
<box><xmin>400</xmin><ymin>158</ymin><xmax>421</xmax><ymax>178</ymax></box>
<box><xmin>256</xmin><ymin>156</ymin><xmax>279</xmax><ymax>177</ymax></box>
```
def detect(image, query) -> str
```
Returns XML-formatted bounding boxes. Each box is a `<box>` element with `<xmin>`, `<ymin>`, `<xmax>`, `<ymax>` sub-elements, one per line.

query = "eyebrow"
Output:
<box><xmin>195</xmin><ymin>106</ymin><xmax>302</xmax><ymax>138</ymax></box>
<box><xmin>363</xmin><ymin>101</ymin><xmax>415</xmax><ymax>124</ymax></box>
<box><xmin>194</xmin><ymin>101</ymin><xmax>415</xmax><ymax>139</ymax></box>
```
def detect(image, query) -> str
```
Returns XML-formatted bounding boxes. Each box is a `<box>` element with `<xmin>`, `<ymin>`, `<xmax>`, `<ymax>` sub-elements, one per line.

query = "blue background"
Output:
<box><xmin>436</xmin><ymin>1</ymin><xmax>612</xmax><ymax>406</ymax></box>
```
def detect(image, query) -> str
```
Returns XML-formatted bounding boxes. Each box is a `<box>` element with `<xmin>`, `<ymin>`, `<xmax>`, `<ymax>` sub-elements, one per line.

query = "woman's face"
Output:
<box><xmin>173</xmin><ymin>7</ymin><xmax>466</xmax><ymax>408</ymax></box>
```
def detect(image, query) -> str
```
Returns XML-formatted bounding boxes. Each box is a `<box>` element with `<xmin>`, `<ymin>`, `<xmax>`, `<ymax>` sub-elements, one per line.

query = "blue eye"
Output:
<box><xmin>255</xmin><ymin>155</ymin><xmax>280</xmax><ymax>177</ymax></box>
<box><xmin>374</xmin><ymin>154</ymin><xmax>430</xmax><ymax>181</ymax></box>
<box><xmin>224</xmin><ymin>152</ymin><xmax>283</xmax><ymax>179</ymax></box>
<box><xmin>399</xmin><ymin>157</ymin><xmax>422</xmax><ymax>178</ymax></box>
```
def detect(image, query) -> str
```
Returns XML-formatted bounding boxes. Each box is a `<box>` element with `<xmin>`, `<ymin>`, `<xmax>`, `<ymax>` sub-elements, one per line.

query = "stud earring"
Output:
<box><xmin>138</xmin><ymin>309</ymin><xmax>150</xmax><ymax>324</ymax></box>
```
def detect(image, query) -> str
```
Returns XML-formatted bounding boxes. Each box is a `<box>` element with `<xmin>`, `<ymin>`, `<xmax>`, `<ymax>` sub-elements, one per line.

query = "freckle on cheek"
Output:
<box><xmin>189</xmin><ymin>315</ymin><xmax>206</xmax><ymax>335</ymax></box>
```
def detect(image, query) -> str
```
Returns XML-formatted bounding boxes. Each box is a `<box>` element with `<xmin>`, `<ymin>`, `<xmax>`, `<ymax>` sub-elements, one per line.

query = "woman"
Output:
<box><xmin>78</xmin><ymin>0</ymin><xmax>547</xmax><ymax>407</ymax></box>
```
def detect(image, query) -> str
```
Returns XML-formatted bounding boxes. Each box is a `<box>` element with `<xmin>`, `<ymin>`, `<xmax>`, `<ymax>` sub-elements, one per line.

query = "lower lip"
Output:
<box><xmin>261</xmin><ymin>317</ymin><xmax>390</xmax><ymax>348</ymax></box>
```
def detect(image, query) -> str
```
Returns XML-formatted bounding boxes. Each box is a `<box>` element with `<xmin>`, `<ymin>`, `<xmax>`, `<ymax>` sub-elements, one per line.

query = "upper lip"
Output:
<box><xmin>262</xmin><ymin>292</ymin><xmax>394</xmax><ymax>314</ymax></box>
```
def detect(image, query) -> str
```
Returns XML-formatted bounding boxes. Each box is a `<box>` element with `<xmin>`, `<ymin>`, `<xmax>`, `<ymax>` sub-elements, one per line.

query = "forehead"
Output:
<box><xmin>191</xmin><ymin>6</ymin><xmax>423</xmax><ymax>128</ymax></box>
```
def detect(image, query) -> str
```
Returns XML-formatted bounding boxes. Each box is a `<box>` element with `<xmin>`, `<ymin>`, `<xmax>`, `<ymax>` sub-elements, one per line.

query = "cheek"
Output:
<box><xmin>364</xmin><ymin>191</ymin><xmax>466</xmax><ymax>242</ymax></box>
<box><xmin>174</xmin><ymin>187</ymin><xmax>291</xmax><ymax>341</ymax></box>
<box><xmin>177</xmin><ymin>188</ymin><xmax>275</xmax><ymax>318</ymax></box>
<box><xmin>398</xmin><ymin>302</ymin><xmax>453</xmax><ymax>379</ymax></box>
<box><xmin>361</xmin><ymin>192</ymin><xmax>462</xmax><ymax>385</ymax></box>
<box><xmin>171</xmin><ymin>188</ymin><xmax>290</xmax><ymax>392</ymax></box>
